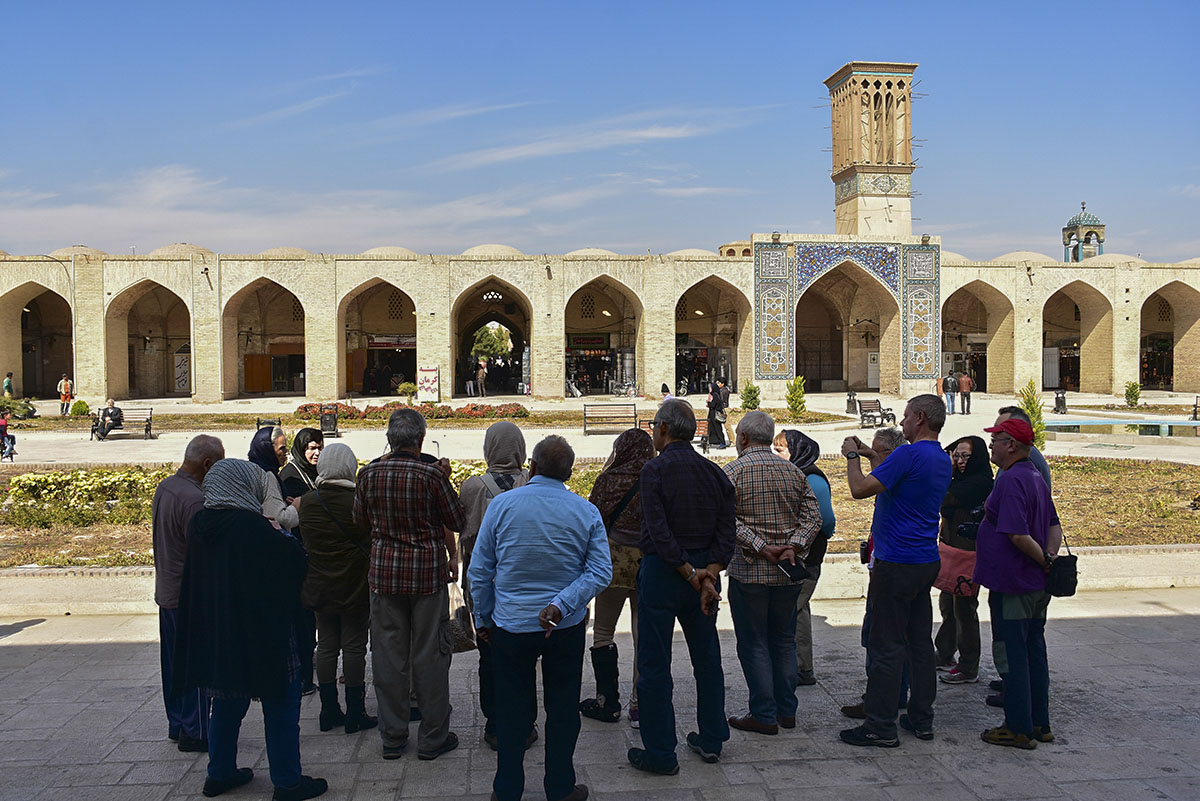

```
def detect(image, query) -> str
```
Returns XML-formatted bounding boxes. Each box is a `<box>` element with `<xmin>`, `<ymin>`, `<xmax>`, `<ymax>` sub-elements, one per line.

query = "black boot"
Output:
<box><xmin>318</xmin><ymin>683</ymin><xmax>344</xmax><ymax>732</ymax></box>
<box><xmin>579</xmin><ymin>643</ymin><xmax>620</xmax><ymax>722</ymax></box>
<box><xmin>344</xmin><ymin>685</ymin><xmax>377</xmax><ymax>734</ymax></box>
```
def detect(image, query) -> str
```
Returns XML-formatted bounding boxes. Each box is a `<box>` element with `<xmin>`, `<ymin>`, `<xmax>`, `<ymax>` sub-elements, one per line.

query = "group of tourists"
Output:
<box><xmin>152</xmin><ymin>392</ymin><xmax>1063</xmax><ymax>800</ymax></box>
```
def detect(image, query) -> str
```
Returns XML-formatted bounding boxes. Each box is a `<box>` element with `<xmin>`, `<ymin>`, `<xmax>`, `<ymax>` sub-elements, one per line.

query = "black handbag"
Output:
<box><xmin>1046</xmin><ymin>533</ymin><xmax>1077</xmax><ymax>598</ymax></box>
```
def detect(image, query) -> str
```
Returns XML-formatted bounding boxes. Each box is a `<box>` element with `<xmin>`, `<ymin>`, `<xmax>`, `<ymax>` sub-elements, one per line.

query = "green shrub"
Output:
<box><xmin>740</xmin><ymin>382</ymin><xmax>760</xmax><ymax>410</ymax></box>
<box><xmin>3</xmin><ymin>466</ymin><xmax>171</xmax><ymax>528</ymax></box>
<box><xmin>1018</xmin><ymin>378</ymin><xmax>1046</xmax><ymax>450</ymax></box>
<box><xmin>1124</xmin><ymin>381</ymin><xmax>1141</xmax><ymax>408</ymax></box>
<box><xmin>397</xmin><ymin>382</ymin><xmax>417</xmax><ymax>399</ymax></box>
<box><xmin>69</xmin><ymin>399</ymin><xmax>90</xmax><ymax>416</ymax></box>
<box><xmin>0</xmin><ymin>396</ymin><xmax>37</xmax><ymax>419</ymax></box>
<box><xmin>785</xmin><ymin>375</ymin><xmax>807</xmax><ymax>416</ymax></box>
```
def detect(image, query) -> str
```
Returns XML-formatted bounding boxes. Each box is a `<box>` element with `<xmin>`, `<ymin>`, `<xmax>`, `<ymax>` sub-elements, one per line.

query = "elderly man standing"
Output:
<box><xmin>839</xmin><ymin>395</ymin><xmax>952</xmax><ymax>747</ymax></box>
<box><xmin>976</xmin><ymin>417</ymin><xmax>1063</xmax><ymax>749</ymax></box>
<box><xmin>723</xmin><ymin>411</ymin><xmax>822</xmax><ymax>735</ymax></box>
<box><xmin>629</xmin><ymin>398</ymin><xmax>735</xmax><ymax>775</ymax></box>
<box><xmin>469</xmin><ymin>435</ymin><xmax>610</xmax><ymax>801</ymax></box>
<box><xmin>354</xmin><ymin>408</ymin><xmax>466</xmax><ymax>761</ymax></box>
<box><xmin>153</xmin><ymin>434</ymin><xmax>224</xmax><ymax>753</ymax></box>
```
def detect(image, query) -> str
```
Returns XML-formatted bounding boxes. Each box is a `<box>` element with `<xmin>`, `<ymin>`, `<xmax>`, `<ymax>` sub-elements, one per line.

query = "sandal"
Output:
<box><xmin>981</xmin><ymin>725</ymin><xmax>1036</xmax><ymax>750</ymax></box>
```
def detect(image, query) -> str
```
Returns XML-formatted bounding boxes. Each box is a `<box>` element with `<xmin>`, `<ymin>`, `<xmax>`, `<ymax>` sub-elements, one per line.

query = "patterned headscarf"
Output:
<box><xmin>203</xmin><ymin>459</ymin><xmax>270</xmax><ymax>513</ymax></box>
<box><xmin>248</xmin><ymin>427</ymin><xmax>283</xmax><ymax>475</ymax></box>
<box><xmin>316</xmin><ymin>443</ymin><xmax>358</xmax><ymax>489</ymax></box>
<box><xmin>590</xmin><ymin>427</ymin><xmax>655</xmax><ymax>527</ymax></box>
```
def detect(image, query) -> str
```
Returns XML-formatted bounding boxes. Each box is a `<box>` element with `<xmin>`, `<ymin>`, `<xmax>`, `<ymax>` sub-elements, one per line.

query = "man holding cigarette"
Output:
<box><xmin>469</xmin><ymin>435</ymin><xmax>611</xmax><ymax>801</ymax></box>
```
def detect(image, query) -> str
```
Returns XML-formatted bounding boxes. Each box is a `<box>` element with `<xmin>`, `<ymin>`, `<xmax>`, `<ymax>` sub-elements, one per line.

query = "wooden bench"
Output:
<box><xmin>91</xmin><ymin>406</ymin><xmax>154</xmax><ymax>440</ymax></box>
<box><xmin>1192</xmin><ymin>396</ymin><xmax>1199</xmax><ymax>422</ymax></box>
<box><xmin>857</xmin><ymin>399</ymin><xmax>896</xmax><ymax>428</ymax></box>
<box><xmin>256</xmin><ymin>417</ymin><xmax>282</xmax><ymax>430</ymax></box>
<box><xmin>639</xmin><ymin>417</ymin><xmax>711</xmax><ymax>453</ymax></box>
<box><xmin>583</xmin><ymin>403</ymin><xmax>638</xmax><ymax>434</ymax></box>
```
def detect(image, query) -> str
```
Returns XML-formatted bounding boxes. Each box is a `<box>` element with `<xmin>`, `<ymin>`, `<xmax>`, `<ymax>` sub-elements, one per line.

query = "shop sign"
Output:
<box><xmin>368</xmin><ymin>334</ymin><xmax>417</xmax><ymax>349</ymax></box>
<box><xmin>567</xmin><ymin>333</ymin><xmax>609</xmax><ymax>349</ymax></box>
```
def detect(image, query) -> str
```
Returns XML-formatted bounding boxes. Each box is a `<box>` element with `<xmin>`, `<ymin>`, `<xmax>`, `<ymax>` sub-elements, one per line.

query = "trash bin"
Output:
<box><xmin>1053</xmin><ymin>389</ymin><xmax>1068</xmax><ymax>415</ymax></box>
<box><xmin>846</xmin><ymin>390</ymin><xmax>858</xmax><ymax>415</ymax></box>
<box><xmin>319</xmin><ymin>403</ymin><xmax>341</xmax><ymax>438</ymax></box>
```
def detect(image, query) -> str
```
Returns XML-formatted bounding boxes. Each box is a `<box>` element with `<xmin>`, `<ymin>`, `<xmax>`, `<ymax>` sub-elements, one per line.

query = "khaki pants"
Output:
<box><xmin>591</xmin><ymin>584</ymin><xmax>639</xmax><ymax>706</ymax></box>
<box><xmin>794</xmin><ymin>563</ymin><xmax>822</xmax><ymax>675</ymax></box>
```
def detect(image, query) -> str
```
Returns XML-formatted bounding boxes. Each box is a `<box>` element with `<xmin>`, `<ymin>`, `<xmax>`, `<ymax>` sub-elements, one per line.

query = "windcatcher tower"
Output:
<box><xmin>825</xmin><ymin>62</ymin><xmax>917</xmax><ymax>237</ymax></box>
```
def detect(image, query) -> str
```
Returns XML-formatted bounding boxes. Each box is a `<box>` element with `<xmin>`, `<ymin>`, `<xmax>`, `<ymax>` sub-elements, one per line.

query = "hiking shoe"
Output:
<box><xmin>935</xmin><ymin>658</ymin><xmax>957</xmax><ymax>673</ymax></box>
<box><xmin>381</xmin><ymin>741</ymin><xmax>406</xmax><ymax>760</ymax></box>
<box><xmin>272</xmin><ymin>775</ymin><xmax>328</xmax><ymax>801</ymax></box>
<box><xmin>989</xmin><ymin>679</ymin><xmax>1005</xmax><ymax>692</ymax></box>
<box><xmin>986</xmin><ymin>693</ymin><xmax>1005</xmax><ymax>708</ymax></box>
<box><xmin>686</xmin><ymin>732</ymin><xmax>720</xmax><ymax>763</ymax></box>
<box><xmin>939</xmin><ymin>668</ymin><xmax>979</xmax><ymax>685</ymax></box>
<box><xmin>981</xmin><ymin>725</ymin><xmax>1036</xmax><ymax>750</ymax></box>
<box><xmin>627</xmin><ymin>747</ymin><xmax>679</xmax><ymax>775</ymax></box>
<box><xmin>899</xmin><ymin>714</ymin><xmax>933</xmax><ymax>741</ymax></box>
<box><xmin>797</xmin><ymin>670</ymin><xmax>817</xmax><ymax>686</ymax></box>
<box><xmin>779</xmin><ymin>716</ymin><xmax>796</xmax><ymax>729</ymax></box>
<box><xmin>417</xmin><ymin>732</ymin><xmax>458</xmax><ymax>761</ymax></box>
<box><xmin>1032</xmin><ymin>726</ymin><xmax>1055</xmax><ymax>743</ymax></box>
<box><xmin>203</xmin><ymin>768</ymin><xmax>253</xmax><ymax>797</ymax></box>
<box><xmin>839</xmin><ymin>725</ymin><xmax>899</xmax><ymax>748</ymax></box>
<box><xmin>628</xmin><ymin>707</ymin><xmax>640</xmax><ymax>729</ymax></box>
<box><xmin>840</xmin><ymin>702</ymin><xmax>866</xmax><ymax>719</ymax></box>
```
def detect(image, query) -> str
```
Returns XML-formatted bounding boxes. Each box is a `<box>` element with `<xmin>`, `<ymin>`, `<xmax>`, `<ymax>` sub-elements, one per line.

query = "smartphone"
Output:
<box><xmin>776</xmin><ymin>560</ymin><xmax>811</xmax><ymax>583</ymax></box>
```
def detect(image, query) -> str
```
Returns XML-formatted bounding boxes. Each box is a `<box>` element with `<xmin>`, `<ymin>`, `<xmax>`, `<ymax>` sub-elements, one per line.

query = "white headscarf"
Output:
<box><xmin>315</xmin><ymin>443</ymin><xmax>358</xmax><ymax>489</ymax></box>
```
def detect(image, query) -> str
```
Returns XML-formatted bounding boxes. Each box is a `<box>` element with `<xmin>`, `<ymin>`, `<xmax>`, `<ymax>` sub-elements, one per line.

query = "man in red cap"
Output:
<box><xmin>974</xmin><ymin>417</ymin><xmax>1064</xmax><ymax>750</ymax></box>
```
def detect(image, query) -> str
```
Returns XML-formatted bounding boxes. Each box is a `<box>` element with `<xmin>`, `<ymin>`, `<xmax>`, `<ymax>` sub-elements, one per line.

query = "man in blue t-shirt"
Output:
<box><xmin>839</xmin><ymin>394</ymin><xmax>953</xmax><ymax>747</ymax></box>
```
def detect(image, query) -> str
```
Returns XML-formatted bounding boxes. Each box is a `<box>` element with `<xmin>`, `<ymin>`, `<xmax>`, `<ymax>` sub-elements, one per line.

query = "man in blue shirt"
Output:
<box><xmin>469</xmin><ymin>435</ymin><xmax>611</xmax><ymax>801</ymax></box>
<box><xmin>839</xmin><ymin>394</ymin><xmax>953</xmax><ymax>747</ymax></box>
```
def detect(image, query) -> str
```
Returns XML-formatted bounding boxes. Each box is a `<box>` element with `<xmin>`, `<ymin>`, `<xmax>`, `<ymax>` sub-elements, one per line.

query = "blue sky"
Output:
<box><xmin>2</xmin><ymin>0</ymin><xmax>1197</xmax><ymax>261</ymax></box>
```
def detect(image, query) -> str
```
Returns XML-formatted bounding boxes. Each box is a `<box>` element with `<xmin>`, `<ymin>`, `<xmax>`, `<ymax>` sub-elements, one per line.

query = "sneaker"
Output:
<box><xmin>1032</xmin><ymin>726</ymin><xmax>1055</xmax><ymax>743</ymax></box>
<box><xmin>935</xmin><ymin>658</ymin><xmax>957</xmax><ymax>673</ymax></box>
<box><xmin>203</xmin><ymin>767</ymin><xmax>253</xmax><ymax>798</ymax></box>
<box><xmin>797</xmin><ymin>670</ymin><xmax>817</xmax><ymax>686</ymax></box>
<box><xmin>627</xmin><ymin>747</ymin><xmax>679</xmax><ymax>775</ymax></box>
<box><xmin>986</xmin><ymin>693</ymin><xmax>1005</xmax><ymax>708</ymax></box>
<box><xmin>628</xmin><ymin>707</ymin><xmax>640</xmax><ymax>729</ymax></box>
<box><xmin>899</xmin><ymin>714</ymin><xmax>933</xmax><ymax>741</ymax></box>
<box><xmin>981</xmin><ymin>725</ymin><xmax>1036</xmax><ymax>750</ymax></box>
<box><xmin>839</xmin><ymin>725</ymin><xmax>899</xmax><ymax>748</ymax></box>
<box><xmin>989</xmin><ymin>679</ymin><xmax>1005</xmax><ymax>692</ymax></box>
<box><xmin>417</xmin><ymin>732</ymin><xmax>458</xmax><ymax>761</ymax></box>
<box><xmin>272</xmin><ymin>775</ymin><xmax>328</xmax><ymax>801</ymax></box>
<box><xmin>939</xmin><ymin>668</ymin><xmax>979</xmax><ymax>685</ymax></box>
<box><xmin>840</xmin><ymin>702</ymin><xmax>866</xmax><ymax>719</ymax></box>
<box><xmin>381</xmin><ymin>741</ymin><xmax>406</xmax><ymax>760</ymax></box>
<box><xmin>686</xmin><ymin>732</ymin><xmax>720</xmax><ymax>763</ymax></box>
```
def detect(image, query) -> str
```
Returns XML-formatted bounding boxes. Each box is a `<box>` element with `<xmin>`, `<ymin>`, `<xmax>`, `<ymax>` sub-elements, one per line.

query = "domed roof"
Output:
<box><xmin>461</xmin><ymin>244</ymin><xmax>523</xmax><ymax>256</ymax></box>
<box><xmin>1065</xmin><ymin>206</ymin><xmax>1103</xmax><ymax>228</ymax></box>
<box><xmin>1179</xmin><ymin>256</ymin><xmax>1200</xmax><ymax>264</ymax></box>
<box><xmin>990</xmin><ymin>251</ymin><xmax>1056</xmax><ymax>264</ymax></box>
<box><xmin>0</xmin><ymin>248</ymin><xmax>9</xmax><ymax>258</ymax></box>
<box><xmin>258</xmin><ymin>246</ymin><xmax>312</xmax><ymax>258</ymax></box>
<box><xmin>566</xmin><ymin>248</ymin><xmax>619</xmax><ymax>256</ymax></box>
<box><xmin>939</xmin><ymin>250</ymin><xmax>970</xmax><ymax>264</ymax></box>
<box><xmin>1081</xmin><ymin>252</ymin><xmax>1147</xmax><ymax>264</ymax></box>
<box><xmin>361</xmin><ymin>246</ymin><xmax>418</xmax><ymax>257</ymax></box>
<box><xmin>666</xmin><ymin>248</ymin><xmax>716</xmax><ymax>256</ymax></box>
<box><xmin>49</xmin><ymin>245</ymin><xmax>107</xmax><ymax>258</ymax></box>
<box><xmin>148</xmin><ymin>242</ymin><xmax>215</xmax><ymax>257</ymax></box>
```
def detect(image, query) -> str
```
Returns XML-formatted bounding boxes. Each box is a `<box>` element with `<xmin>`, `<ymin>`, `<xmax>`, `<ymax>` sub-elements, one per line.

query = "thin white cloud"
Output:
<box><xmin>222</xmin><ymin>91</ymin><xmax>348</xmax><ymax>130</ymax></box>
<box><xmin>652</xmin><ymin>186</ymin><xmax>748</xmax><ymax>198</ymax></box>
<box><xmin>1173</xmin><ymin>184</ymin><xmax>1200</xmax><ymax>199</ymax></box>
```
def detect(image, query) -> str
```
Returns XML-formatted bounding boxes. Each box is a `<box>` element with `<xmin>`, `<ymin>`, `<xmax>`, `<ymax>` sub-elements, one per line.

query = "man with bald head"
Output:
<box><xmin>153</xmin><ymin>434</ymin><xmax>225</xmax><ymax>752</ymax></box>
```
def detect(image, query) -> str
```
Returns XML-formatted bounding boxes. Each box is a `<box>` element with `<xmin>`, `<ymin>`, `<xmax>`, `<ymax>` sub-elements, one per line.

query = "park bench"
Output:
<box><xmin>583</xmin><ymin>403</ymin><xmax>638</xmax><ymax>435</ymax></box>
<box><xmin>91</xmin><ymin>406</ymin><xmax>154</xmax><ymax>440</ymax></box>
<box><xmin>1193</xmin><ymin>396</ymin><xmax>1199</xmax><ymax>422</ymax></box>
<box><xmin>639</xmin><ymin>417</ymin><xmax>711</xmax><ymax>453</ymax></box>
<box><xmin>256</xmin><ymin>417</ymin><xmax>282</xmax><ymax>430</ymax></box>
<box><xmin>857</xmin><ymin>398</ymin><xmax>896</xmax><ymax>428</ymax></box>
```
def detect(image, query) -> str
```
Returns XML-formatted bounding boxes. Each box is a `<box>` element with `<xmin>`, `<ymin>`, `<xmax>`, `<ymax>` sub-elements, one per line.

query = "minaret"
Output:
<box><xmin>1062</xmin><ymin>202</ymin><xmax>1105</xmax><ymax>261</ymax></box>
<box><xmin>824</xmin><ymin>62</ymin><xmax>918</xmax><ymax>237</ymax></box>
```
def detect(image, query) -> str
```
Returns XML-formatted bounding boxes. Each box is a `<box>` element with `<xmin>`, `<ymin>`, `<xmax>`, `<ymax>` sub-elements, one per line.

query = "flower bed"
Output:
<box><xmin>295</xmin><ymin>401</ymin><xmax>531</xmax><ymax>422</ymax></box>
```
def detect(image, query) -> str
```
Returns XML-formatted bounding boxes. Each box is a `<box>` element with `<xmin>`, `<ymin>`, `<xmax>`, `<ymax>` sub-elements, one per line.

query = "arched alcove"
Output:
<box><xmin>105</xmin><ymin>281</ymin><xmax>192</xmax><ymax>398</ymax></box>
<box><xmin>337</xmin><ymin>279</ymin><xmax>418</xmax><ymax>396</ymax></box>
<box><xmin>451</xmin><ymin>277</ymin><xmax>533</xmax><ymax>397</ymax></box>
<box><xmin>941</xmin><ymin>280</ymin><xmax>1014</xmax><ymax>393</ymax></box>
<box><xmin>221</xmin><ymin>279</ymin><xmax>307</xmax><ymax>397</ymax></box>
<box><xmin>1142</xmin><ymin>282</ymin><xmax>1200</xmax><ymax>392</ymax></box>
<box><xmin>1041</xmin><ymin>281</ymin><xmax>1113</xmax><ymax>392</ymax></box>
<box><xmin>0</xmin><ymin>284</ymin><xmax>75</xmax><ymax>399</ymax></box>
<box><xmin>674</xmin><ymin>276</ymin><xmax>750</xmax><ymax>394</ymax></box>
<box><xmin>564</xmin><ymin>276</ymin><xmax>644</xmax><ymax>396</ymax></box>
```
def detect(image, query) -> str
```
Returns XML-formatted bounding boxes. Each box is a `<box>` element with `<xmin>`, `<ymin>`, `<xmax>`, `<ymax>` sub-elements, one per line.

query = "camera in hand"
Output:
<box><xmin>956</xmin><ymin>504</ymin><xmax>986</xmax><ymax>540</ymax></box>
<box><xmin>859</xmin><ymin>540</ymin><xmax>870</xmax><ymax>564</ymax></box>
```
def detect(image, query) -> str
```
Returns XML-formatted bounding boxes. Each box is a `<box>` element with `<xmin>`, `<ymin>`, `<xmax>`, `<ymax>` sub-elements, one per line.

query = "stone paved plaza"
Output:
<box><xmin>3</xmin><ymin>588</ymin><xmax>1200</xmax><ymax>800</ymax></box>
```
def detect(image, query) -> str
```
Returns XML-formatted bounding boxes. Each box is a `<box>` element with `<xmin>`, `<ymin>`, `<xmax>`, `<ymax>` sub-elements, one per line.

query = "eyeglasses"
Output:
<box><xmin>650</xmin><ymin>419</ymin><xmax>662</xmax><ymax>427</ymax></box>
<box><xmin>989</xmin><ymin>435</ymin><xmax>1014</xmax><ymax>447</ymax></box>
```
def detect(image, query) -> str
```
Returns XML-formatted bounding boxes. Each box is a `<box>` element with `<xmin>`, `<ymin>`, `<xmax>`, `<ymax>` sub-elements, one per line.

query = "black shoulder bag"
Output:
<box><xmin>1046</xmin><ymin>532</ymin><xmax>1077</xmax><ymax>598</ymax></box>
<box><xmin>313</xmin><ymin>488</ymin><xmax>371</xmax><ymax>559</ymax></box>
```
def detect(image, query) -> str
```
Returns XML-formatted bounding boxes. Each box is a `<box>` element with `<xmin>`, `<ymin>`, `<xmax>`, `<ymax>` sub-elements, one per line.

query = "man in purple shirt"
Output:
<box><xmin>629</xmin><ymin>399</ymin><xmax>735</xmax><ymax>775</ymax></box>
<box><xmin>976</xmin><ymin>418</ymin><xmax>1063</xmax><ymax>750</ymax></box>
<box><xmin>152</xmin><ymin>434</ymin><xmax>224</xmax><ymax>752</ymax></box>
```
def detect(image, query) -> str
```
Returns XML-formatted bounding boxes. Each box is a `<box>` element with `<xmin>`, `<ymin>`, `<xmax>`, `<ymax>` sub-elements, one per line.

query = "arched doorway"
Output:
<box><xmin>794</xmin><ymin>262</ymin><xmax>900</xmax><ymax>392</ymax></box>
<box><xmin>1142</xmin><ymin>282</ymin><xmax>1200</xmax><ymax>392</ymax></box>
<box><xmin>1</xmin><ymin>285</ymin><xmax>74</xmax><ymax>400</ymax></box>
<box><xmin>941</xmin><ymin>281</ymin><xmax>1014</xmax><ymax>394</ymax></box>
<box><xmin>674</xmin><ymin>277</ymin><xmax>750</xmax><ymax>395</ymax></box>
<box><xmin>338</xmin><ymin>280</ymin><xmax>417</xmax><ymax>397</ymax></box>
<box><xmin>105</xmin><ymin>281</ymin><xmax>192</xmax><ymax>398</ymax></box>
<box><xmin>222</xmin><ymin>279</ymin><xmax>307</xmax><ymax>397</ymax></box>
<box><xmin>452</xmin><ymin>278</ymin><xmax>532</xmax><ymax>397</ymax></box>
<box><xmin>1042</xmin><ymin>282</ymin><xmax>1113</xmax><ymax>392</ymax></box>
<box><xmin>565</xmin><ymin>277</ymin><xmax>643</xmax><ymax>396</ymax></box>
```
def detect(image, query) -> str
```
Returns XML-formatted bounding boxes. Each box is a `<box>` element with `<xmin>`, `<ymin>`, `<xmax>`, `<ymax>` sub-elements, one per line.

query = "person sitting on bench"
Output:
<box><xmin>96</xmin><ymin>398</ymin><xmax>124</xmax><ymax>440</ymax></box>
<box><xmin>0</xmin><ymin>413</ymin><xmax>14</xmax><ymax>459</ymax></box>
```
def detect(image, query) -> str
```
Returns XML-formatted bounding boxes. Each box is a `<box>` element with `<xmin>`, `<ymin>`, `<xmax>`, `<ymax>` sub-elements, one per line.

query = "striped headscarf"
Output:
<box><xmin>202</xmin><ymin>458</ymin><xmax>270</xmax><ymax>513</ymax></box>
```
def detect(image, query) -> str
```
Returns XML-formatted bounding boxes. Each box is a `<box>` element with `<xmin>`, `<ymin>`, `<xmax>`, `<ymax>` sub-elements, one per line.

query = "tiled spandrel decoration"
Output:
<box><xmin>754</xmin><ymin>242</ymin><xmax>792</xmax><ymax>380</ymax></box>
<box><xmin>901</xmin><ymin>245</ymin><xmax>940</xmax><ymax>381</ymax></box>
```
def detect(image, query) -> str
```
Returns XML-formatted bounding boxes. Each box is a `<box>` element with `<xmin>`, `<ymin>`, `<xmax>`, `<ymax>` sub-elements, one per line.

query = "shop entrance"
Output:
<box><xmin>565</xmin><ymin>278</ymin><xmax>642</xmax><ymax>396</ymax></box>
<box><xmin>451</xmin><ymin>277</ymin><xmax>532</xmax><ymax>397</ymax></box>
<box><xmin>673</xmin><ymin>277</ymin><xmax>748</xmax><ymax>395</ymax></box>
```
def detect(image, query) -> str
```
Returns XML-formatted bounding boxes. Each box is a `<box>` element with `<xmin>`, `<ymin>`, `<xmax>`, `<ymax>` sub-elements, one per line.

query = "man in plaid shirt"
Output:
<box><xmin>722</xmin><ymin>411</ymin><xmax>822</xmax><ymax>735</ymax></box>
<box><xmin>354</xmin><ymin>408</ymin><xmax>466</xmax><ymax>761</ymax></box>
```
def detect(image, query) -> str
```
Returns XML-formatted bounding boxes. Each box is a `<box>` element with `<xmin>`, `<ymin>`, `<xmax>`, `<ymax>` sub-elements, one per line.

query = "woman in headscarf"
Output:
<box><xmin>280</xmin><ymin>428</ymin><xmax>323</xmax><ymax>499</ymax></box>
<box><xmin>296</xmin><ymin>443</ymin><xmax>376</xmax><ymax>735</ymax></box>
<box><xmin>772</xmin><ymin>429</ymin><xmax>836</xmax><ymax>685</ymax></box>
<box><xmin>173</xmin><ymin>459</ymin><xmax>326</xmax><ymax>801</ymax></box>
<box><xmin>458</xmin><ymin>421</ymin><xmax>530</xmax><ymax>750</ymax></box>
<box><xmin>580</xmin><ymin>427</ymin><xmax>655</xmax><ymax>727</ymax></box>
<box><xmin>935</xmin><ymin>435</ymin><xmax>994</xmax><ymax>684</ymax></box>
<box><xmin>706</xmin><ymin>377</ymin><xmax>729</xmax><ymax>449</ymax></box>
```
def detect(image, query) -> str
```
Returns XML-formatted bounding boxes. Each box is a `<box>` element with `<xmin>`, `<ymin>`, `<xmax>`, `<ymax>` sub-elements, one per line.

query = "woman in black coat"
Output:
<box><xmin>706</xmin><ymin>377</ymin><xmax>730</xmax><ymax>449</ymax></box>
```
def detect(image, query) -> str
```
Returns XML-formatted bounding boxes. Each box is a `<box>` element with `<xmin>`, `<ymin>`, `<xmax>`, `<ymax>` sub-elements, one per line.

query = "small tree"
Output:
<box><xmin>397</xmin><ymin>382</ymin><xmax>417</xmax><ymax>401</ymax></box>
<box><xmin>740</xmin><ymin>381</ymin><xmax>760</xmax><ymax>410</ymax></box>
<box><xmin>1124</xmin><ymin>381</ymin><xmax>1141</xmax><ymax>408</ymax></box>
<box><xmin>1018</xmin><ymin>378</ymin><xmax>1046</xmax><ymax>450</ymax></box>
<box><xmin>69</xmin><ymin>399</ymin><xmax>90</xmax><ymax>417</ymax></box>
<box><xmin>785</xmin><ymin>375</ymin><xmax>806</xmax><ymax>417</ymax></box>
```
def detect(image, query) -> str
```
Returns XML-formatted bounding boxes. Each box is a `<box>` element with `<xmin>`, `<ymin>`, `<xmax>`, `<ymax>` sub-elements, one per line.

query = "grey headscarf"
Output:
<box><xmin>203</xmin><ymin>459</ymin><xmax>270</xmax><ymax>513</ymax></box>
<box><xmin>482</xmin><ymin>421</ymin><xmax>526</xmax><ymax>473</ymax></box>
<box><xmin>315</xmin><ymin>443</ymin><xmax>358</xmax><ymax>489</ymax></box>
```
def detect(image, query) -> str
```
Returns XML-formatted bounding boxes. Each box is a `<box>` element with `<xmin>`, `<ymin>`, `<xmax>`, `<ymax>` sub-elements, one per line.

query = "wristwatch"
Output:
<box><xmin>685</xmin><ymin>566</ymin><xmax>697</xmax><ymax>582</ymax></box>
<box><xmin>845</xmin><ymin>452</ymin><xmax>860</xmax><ymax>460</ymax></box>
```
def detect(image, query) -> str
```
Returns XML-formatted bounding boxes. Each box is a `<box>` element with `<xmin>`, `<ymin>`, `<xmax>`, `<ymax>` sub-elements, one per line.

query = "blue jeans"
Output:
<box><xmin>989</xmin><ymin>590</ymin><xmax>1051</xmax><ymax>736</ymax></box>
<box><xmin>636</xmin><ymin>550</ymin><xmax>728</xmax><ymax>769</ymax></box>
<box><xmin>158</xmin><ymin>608</ymin><xmax>209</xmax><ymax>741</ymax></box>
<box><xmin>208</xmin><ymin>679</ymin><xmax>302</xmax><ymax>789</ymax></box>
<box><xmin>728</xmin><ymin>579</ymin><xmax>802</xmax><ymax>724</ymax></box>
<box><xmin>945</xmin><ymin>392</ymin><xmax>955</xmax><ymax>414</ymax></box>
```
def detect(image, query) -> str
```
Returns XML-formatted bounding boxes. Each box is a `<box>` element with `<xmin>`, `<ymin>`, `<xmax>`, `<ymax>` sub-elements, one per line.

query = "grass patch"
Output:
<box><xmin>1073</xmin><ymin>404</ymin><xmax>1195</xmax><ymax>416</ymax></box>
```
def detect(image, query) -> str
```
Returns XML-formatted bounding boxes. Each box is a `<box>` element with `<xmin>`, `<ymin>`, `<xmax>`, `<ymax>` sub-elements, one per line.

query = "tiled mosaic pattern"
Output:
<box><xmin>901</xmin><ymin>245</ymin><xmax>941</xmax><ymax>380</ymax></box>
<box><xmin>754</xmin><ymin>242</ymin><xmax>792</xmax><ymax>379</ymax></box>
<box><xmin>796</xmin><ymin>243</ymin><xmax>900</xmax><ymax>298</ymax></box>
<box><xmin>834</xmin><ymin>172</ymin><xmax>912</xmax><ymax>203</ymax></box>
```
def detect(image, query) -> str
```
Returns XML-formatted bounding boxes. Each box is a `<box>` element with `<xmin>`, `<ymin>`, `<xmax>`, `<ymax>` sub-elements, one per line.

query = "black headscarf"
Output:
<box><xmin>248</xmin><ymin>427</ymin><xmax>282</xmax><ymax>476</ymax></box>
<box><xmin>940</xmin><ymin>435</ymin><xmax>994</xmax><ymax>549</ymax></box>
<box><xmin>287</xmin><ymin>428</ymin><xmax>323</xmax><ymax>486</ymax></box>
<box><xmin>783</xmin><ymin>429</ymin><xmax>828</xmax><ymax>485</ymax></box>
